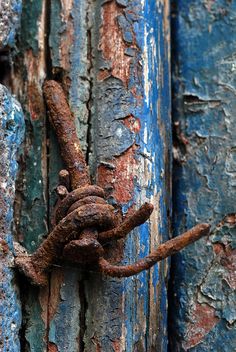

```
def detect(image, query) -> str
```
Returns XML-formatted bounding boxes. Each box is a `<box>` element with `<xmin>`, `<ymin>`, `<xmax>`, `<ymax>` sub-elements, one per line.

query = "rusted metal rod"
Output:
<box><xmin>98</xmin><ymin>223</ymin><xmax>210</xmax><ymax>277</ymax></box>
<box><xmin>43</xmin><ymin>80</ymin><xmax>90</xmax><ymax>189</ymax></box>
<box><xmin>43</xmin><ymin>80</ymin><xmax>104</xmax><ymax>264</ymax></box>
<box><xmin>98</xmin><ymin>202</ymin><xmax>154</xmax><ymax>242</ymax></box>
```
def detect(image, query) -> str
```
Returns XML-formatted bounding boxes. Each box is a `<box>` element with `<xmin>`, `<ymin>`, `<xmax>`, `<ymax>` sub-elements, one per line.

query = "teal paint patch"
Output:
<box><xmin>0</xmin><ymin>84</ymin><xmax>24</xmax><ymax>351</ymax></box>
<box><xmin>170</xmin><ymin>1</ymin><xmax>236</xmax><ymax>350</ymax></box>
<box><xmin>48</xmin><ymin>269</ymin><xmax>81</xmax><ymax>351</ymax></box>
<box><xmin>20</xmin><ymin>0</ymin><xmax>43</xmax><ymax>53</ymax></box>
<box><xmin>0</xmin><ymin>0</ymin><xmax>22</xmax><ymax>48</ymax></box>
<box><xmin>49</xmin><ymin>0</ymin><xmax>62</xmax><ymax>67</ymax></box>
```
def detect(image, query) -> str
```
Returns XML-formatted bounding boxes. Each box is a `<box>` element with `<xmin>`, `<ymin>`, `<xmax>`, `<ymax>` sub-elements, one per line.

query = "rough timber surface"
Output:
<box><xmin>46</xmin><ymin>0</ymin><xmax>171</xmax><ymax>351</ymax></box>
<box><xmin>0</xmin><ymin>84</ymin><xmax>24</xmax><ymax>351</ymax></box>
<box><xmin>7</xmin><ymin>0</ymin><xmax>171</xmax><ymax>350</ymax></box>
<box><xmin>84</xmin><ymin>1</ymin><xmax>171</xmax><ymax>351</ymax></box>
<box><xmin>170</xmin><ymin>1</ymin><xmax>236</xmax><ymax>351</ymax></box>
<box><xmin>12</xmin><ymin>1</ymin><xmax>49</xmax><ymax>350</ymax></box>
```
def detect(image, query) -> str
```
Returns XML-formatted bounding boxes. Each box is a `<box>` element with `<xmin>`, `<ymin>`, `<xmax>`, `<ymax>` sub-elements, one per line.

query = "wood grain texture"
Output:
<box><xmin>12</xmin><ymin>1</ymin><xmax>49</xmax><ymax>350</ymax></box>
<box><xmin>84</xmin><ymin>1</ymin><xmax>171</xmax><ymax>351</ymax></box>
<box><xmin>0</xmin><ymin>84</ymin><xmax>24</xmax><ymax>351</ymax></box>
<box><xmin>7</xmin><ymin>0</ymin><xmax>171</xmax><ymax>350</ymax></box>
<box><xmin>170</xmin><ymin>1</ymin><xmax>236</xmax><ymax>350</ymax></box>
<box><xmin>45</xmin><ymin>0</ymin><xmax>171</xmax><ymax>351</ymax></box>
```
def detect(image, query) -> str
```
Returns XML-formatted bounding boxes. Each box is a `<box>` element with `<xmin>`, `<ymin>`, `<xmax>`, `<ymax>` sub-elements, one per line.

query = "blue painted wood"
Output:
<box><xmin>83</xmin><ymin>1</ymin><xmax>171</xmax><ymax>351</ymax></box>
<box><xmin>0</xmin><ymin>0</ymin><xmax>22</xmax><ymax>48</ymax></box>
<box><xmin>0</xmin><ymin>84</ymin><xmax>24</xmax><ymax>351</ymax></box>
<box><xmin>170</xmin><ymin>1</ymin><xmax>236</xmax><ymax>350</ymax></box>
<box><xmin>45</xmin><ymin>0</ymin><xmax>171</xmax><ymax>351</ymax></box>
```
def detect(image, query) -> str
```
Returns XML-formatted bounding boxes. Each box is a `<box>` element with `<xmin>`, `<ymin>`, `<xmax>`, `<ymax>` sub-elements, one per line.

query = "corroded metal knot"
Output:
<box><xmin>15</xmin><ymin>80</ymin><xmax>210</xmax><ymax>286</ymax></box>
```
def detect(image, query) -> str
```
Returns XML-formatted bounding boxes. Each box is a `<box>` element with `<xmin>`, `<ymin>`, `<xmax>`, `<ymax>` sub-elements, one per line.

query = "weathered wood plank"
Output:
<box><xmin>84</xmin><ymin>1</ymin><xmax>171</xmax><ymax>351</ymax></box>
<box><xmin>0</xmin><ymin>84</ymin><xmax>24</xmax><ymax>351</ymax></box>
<box><xmin>9</xmin><ymin>0</ymin><xmax>171</xmax><ymax>350</ymax></box>
<box><xmin>12</xmin><ymin>1</ymin><xmax>49</xmax><ymax>350</ymax></box>
<box><xmin>170</xmin><ymin>1</ymin><xmax>236</xmax><ymax>350</ymax></box>
<box><xmin>47</xmin><ymin>1</ymin><xmax>92</xmax><ymax>350</ymax></box>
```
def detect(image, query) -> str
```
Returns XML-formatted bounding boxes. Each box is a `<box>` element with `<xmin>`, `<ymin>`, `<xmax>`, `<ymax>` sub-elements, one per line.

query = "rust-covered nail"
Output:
<box><xmin>43</xmin><ymin>80</ymin><xmax>90</xmax><ymax>189</ymax></box>
<box><xmin>98</xmin><ymin>223</ymin><xmax>210</xmax><ymax>277</ymax></box>
<box><xmin>98</xmin><ymin>202</ymin><xmax>154</xmax><ymax>242</ymax></box>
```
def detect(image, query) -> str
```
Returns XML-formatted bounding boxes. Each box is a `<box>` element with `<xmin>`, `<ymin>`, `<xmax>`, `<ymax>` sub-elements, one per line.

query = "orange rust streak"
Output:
<box><xmin>122</xmin><ymin>115</ymin><xmax>141</xmax><ymax>134</ymax></box>
<box><xmin>97</xmin><ymin>145</ymin><xmax>138</xmax><ymax>204</ymax></box>
<box><xmin>28</xmin><ymin>82</ymin><xmax>45</xmax><ymax>121</ymax></box>
<box><xmin>48</xmin><ymin>343</ymin><xmax>59</xmax><ymax>352</ymax></box>
<box><xmin>112</xmin><ymin>339</ymin><xmax>122</xmax><ymax>352</ymax></box>
<box><xmin>99</xmin><ymin>1</ymin><xmax>133</xmax><ymax>87</ymax></box>
<box><xmin>184</xmin><ymin>303</ymin><xmax>219</xmax><ymax>350</ymax></box>
<box><xmin>48</xmin><ymin>269</ymin><xmax>65</xmax><ymax>321</ymax></box>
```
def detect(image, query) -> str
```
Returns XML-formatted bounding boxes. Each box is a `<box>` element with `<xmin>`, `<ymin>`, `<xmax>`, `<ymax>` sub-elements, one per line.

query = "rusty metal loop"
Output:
<box><xmin>55</xmin><ymin>185</ymin><xmax>105</xmax><ymax>224</ymax></box>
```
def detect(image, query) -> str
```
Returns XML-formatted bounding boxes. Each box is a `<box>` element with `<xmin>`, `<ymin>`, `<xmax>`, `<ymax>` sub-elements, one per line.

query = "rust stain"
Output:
<box><xmin>0</xmin><ymin>239</ymin><xmax>9</xmax><ymax>255</ymax></box>
<box><xmin>122</xmin><ymin>115</ymin><xmax>141</xmax><ymax>134</ymax></box>
<box><xmin>27</xmin><ymin>82</ymin><xmax>45</xmax><ymax>121</ymax></box>
<box><xmin>48</xmin><ymin>342</ymin><xmax>59</xmax><ymax>352</ymax></box>
<box><xmin>38</xmin><ymin>287</ymin><xmax>50</xmax><ymax>326</ymax></box>
<box><xmin>48</xmin><ymin>269</ymin><xmax>65</xmax><ymax>321</ymax></box>
<box><xmin>184</xmin><ymin>303</ymin><xmax>219</xmax><ymax>350</ymax></box>
<box><xmin>219</xmin><ymin>246</ymin><xmax>236</xmax><ymax>290</ymax></box>
<box><xmin>97</xmin><ymin>145</ymin><xmax>138</xmax><ymax>204</ymax></box>
<box><xmin>99</xmin><ymin>1</ymin><xmax>135</xmax><ymax>87</ymax></box>
<box><xmin>59</xmin><ymin>1</ymin><xmax>74</xmax><ymax>74</ymax></box>
<box><xmin>112</xmin><ymin>339</ymin><xmax>122</xmax><ymax>352</ymax></box>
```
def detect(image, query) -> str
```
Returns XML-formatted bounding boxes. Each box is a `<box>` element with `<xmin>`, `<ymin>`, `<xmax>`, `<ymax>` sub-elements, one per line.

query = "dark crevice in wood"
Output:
<box><xmin>45</xmin><ymin>0</ymin><xmax>52</xmax><ymax>80</ymax></box>
<box><xmin>18</xmin><ymin>274</ymin><xmax>32</xmax><ymax>352</ymax></box>
<box><xmin>44</xmin><ymin>0</ymin><xmax>53</xmax><ymax>351</ymax></box>
<box><xmin>0</xmin><ymin>50</ymin><xmax>12</xmax><ymax>87</ymax></box>
<box><xmin>79</xmin><ymin>275</ymin><xmax>88</xmax><ymax>352</ymax></box>
<box><xmin>85</xmin><ymin>9</ymin><xmax>93</xmax><ymax>167</ymax></box>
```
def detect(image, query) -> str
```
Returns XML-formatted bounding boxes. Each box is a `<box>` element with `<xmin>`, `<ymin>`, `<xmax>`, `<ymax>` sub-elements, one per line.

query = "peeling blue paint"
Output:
<box><xmin>171</xmin><ymin>1</ymin><xmax>236</xmax><ymax>350</ymax></box>
<box><xmin>0</xmin><ymin>84</ymin><xmax>24</xmax><ymax>351</ymax></box>
<box><xmin>85</xmin><ymin>0</ymin><xmax>171</xmax><ymax>351</ymax></box>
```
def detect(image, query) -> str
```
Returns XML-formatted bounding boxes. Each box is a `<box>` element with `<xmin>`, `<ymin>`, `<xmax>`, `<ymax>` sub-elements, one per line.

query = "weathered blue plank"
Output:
<box><xmin>47</xmin><ymin>1</ymin><xmax>91</xmax><ymax>350</ymax></box>
<box><xmin>170</xmin><ymin>1</ymin><xmax>236</xmax><ymax>350</ymax></box>
<box><xmin>84</xmin><ymin>1</ymin><xmax>171</xmax><ymax>351</ymax></box>
<box><xmin>44</xmin><ymin>0</ymin><xmax>171</xmax><ymax>350</ymax></box>
<box><xmin>0</xmin><ymin>84</ymin><xmax>24</xmax><ymax>351</ymax></box>
<box><xmin>0</xmin><ymin>0</ymin><xmax>22</xmax><ymax>48</ymax></box>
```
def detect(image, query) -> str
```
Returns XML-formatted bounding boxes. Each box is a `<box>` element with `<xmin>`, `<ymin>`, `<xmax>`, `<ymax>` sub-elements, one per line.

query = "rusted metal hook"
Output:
<box><xmin>15</xmin><ymin>80</ymin><xmax>210</xmax><ymax>286</ymax></box>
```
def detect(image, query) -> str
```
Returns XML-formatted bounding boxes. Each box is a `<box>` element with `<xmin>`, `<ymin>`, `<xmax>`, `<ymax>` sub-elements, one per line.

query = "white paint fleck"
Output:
<box><xmin>143</xmin><ymin>24</ymin><xmax>150</xmax><ymax>106</ymax></box>
<box><xmin>116</xmin><ymin>127</ymin><xmax>123</xmax><ymax>138</ymax></box>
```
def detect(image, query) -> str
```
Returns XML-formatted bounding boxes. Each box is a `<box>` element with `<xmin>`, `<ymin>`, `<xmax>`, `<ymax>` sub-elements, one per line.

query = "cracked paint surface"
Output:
<box><xmin>170</xmin><ymin>1</ymin><xmax>236</xmax><ymax>350</ymax></box>
<box><xmin>0</xmin><ymin>84</ymin><xmax>24</xmax><ymax>351</ymax></box>
<box><xmin>84</xmin><ymin>1</ymin><xmax>171</xmax><ymax>351</ymax></box>
<box><xmin>0</xmin><ymin>0</ymin><xmax>22</xmax><ymax>48</ymax></box>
